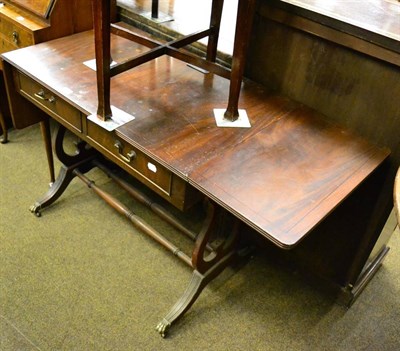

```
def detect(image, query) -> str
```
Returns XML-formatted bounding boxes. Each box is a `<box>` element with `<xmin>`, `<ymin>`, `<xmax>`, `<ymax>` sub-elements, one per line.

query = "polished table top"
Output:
<box><xmin>277</xmin><ymin>0</ymin><xmax>400</xmax><ymax>49</ymax></box>
<box><xmin>1</xmin><ymin>29</ymin><xmax>390</xmax><ymax>248</ymax></box>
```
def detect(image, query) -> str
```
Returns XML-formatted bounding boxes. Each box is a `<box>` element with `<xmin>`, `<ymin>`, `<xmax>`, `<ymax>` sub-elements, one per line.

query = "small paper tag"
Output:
<box><xmin>213</xmin><ymin>109</ymin><xmax>251</xmax><ymax>128</ymax></box>
<box><xmin>83</xmin><ymin>59</ymin><xmax>118</xmax><ymax>71</ymax></box>
<box><xmin>88</xmin><ymin>105</ymin><xmax>135</xmax><ymax>131</ymax></box>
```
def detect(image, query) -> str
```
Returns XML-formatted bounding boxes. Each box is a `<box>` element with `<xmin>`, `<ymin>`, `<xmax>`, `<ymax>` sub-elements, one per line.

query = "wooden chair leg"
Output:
<box><xmin>207</xmin><ymin>0</ymin><xmax>225</xmax><ymax>62</ymax></box>
<box><xmin>92</xmin><ymin>0</ymin><xmax>112</xmax><ymax>121</ymax></box>
<box><xmin>151</xmin><ymin>0</ymin><xmax>159</xmax><ymax>19</ymax></box>
<box><xmin>224</xmin><ymin>0</ymin><xmax>257</xmax><ymax>121</ymax></box>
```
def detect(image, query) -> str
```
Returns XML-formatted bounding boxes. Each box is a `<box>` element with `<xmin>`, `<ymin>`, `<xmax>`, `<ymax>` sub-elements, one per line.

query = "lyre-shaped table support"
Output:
<box><xmin>29</xmin><ymin>124</ymin><xmax>244</xmax><ymax>337</ymax></box>
<box><xmin>156</xmin><ymin>202</ymin><xmax>240</xmax><ymax>337</ymax></box>
<box><xmin>91</xmin><ymin>0</ymin><xmax>257</xmax><ymax>122</ymax></box>
<box><xmin>29</xmin><ymin>125</ymin><xmax>97</xmax><ymax>216</ymax></box>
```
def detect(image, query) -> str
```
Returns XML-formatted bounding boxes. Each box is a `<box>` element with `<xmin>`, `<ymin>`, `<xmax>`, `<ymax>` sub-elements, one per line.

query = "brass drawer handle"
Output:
<box><xmin>48</xmin><ymin>96</ymin><xmax>56</xmax><ymax>103</ymax></box>
<box><xmin>12</xmin><ymin>31</ymin><xmax>19</xmax><ymax>44</ymax></box>
<box><xmin>34</xmin><ymin>89</ymin><xmax>56</xmax><ymax>103</ymax></box>
<box><xmin>114</xmin><ymin>140</ymin><xmax>136</xmax><ymax>163</ymax></box>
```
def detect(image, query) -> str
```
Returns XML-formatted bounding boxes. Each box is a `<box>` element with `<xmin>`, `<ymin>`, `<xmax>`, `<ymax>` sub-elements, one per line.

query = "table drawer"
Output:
<box><xmin>16</xmin><ymin>71</ymin><xmax>82</xmax><ymax>132</ymax></box>
<box><xmin>87</xmin><ymin>120</ymin><xmax>173</xmax><ymax>197</ymax></box>
<box><xmin>0</xmin><ymin>17</ymin><xmax>34</xmax><ymax>48</ymax></box>
<box><xmin>0</xmin><ymin>37</ymin><xmax>17</xmax><ymax>55</ymax></box>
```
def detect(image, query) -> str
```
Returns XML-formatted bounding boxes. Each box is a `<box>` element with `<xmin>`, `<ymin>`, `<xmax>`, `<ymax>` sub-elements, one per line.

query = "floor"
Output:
<box><xmin>117</xmin><ymin>0</ymin><xmax>238</xmax><ymax>55</ymax></box>
<box><xmin>1</xmin><ymin>124</ymin><xmax>399</xmax><ymax>350</ymax></box>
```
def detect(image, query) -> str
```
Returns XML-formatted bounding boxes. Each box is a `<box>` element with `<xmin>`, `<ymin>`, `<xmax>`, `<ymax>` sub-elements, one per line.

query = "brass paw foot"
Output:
<box><xmin>29</xmin><ymin>203</ymin><xmax>42</xmax><ymax>217</ymax></box>
<box><xmin>156</xmin><ymin>319</ymin><xmax>171</xmax><ymax>338</ymax></box>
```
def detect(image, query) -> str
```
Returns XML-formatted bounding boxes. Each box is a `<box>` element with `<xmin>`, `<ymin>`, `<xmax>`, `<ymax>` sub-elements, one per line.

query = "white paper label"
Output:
<box><xmin>147</xmin><ymin>162</ymin><xmax>157</xmax><ymax>173</ymax></box>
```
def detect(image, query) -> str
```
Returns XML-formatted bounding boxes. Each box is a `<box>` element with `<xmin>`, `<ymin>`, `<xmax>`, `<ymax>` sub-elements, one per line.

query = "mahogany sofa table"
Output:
<box><xmin>1</xmin><ymin>28</ymin><xmax>389</xmax><ymax>336</ymax></box>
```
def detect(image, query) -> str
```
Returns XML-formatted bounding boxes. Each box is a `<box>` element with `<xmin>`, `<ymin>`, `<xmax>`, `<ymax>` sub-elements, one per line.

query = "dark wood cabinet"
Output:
<box><xmin>0</xmin><ymin>0</ymin><xmax>109</xmax><ymax>141</ymax></box>
<box><xmin>0</xmin><ymin>0</ymin><xmax>92</xmax><ymax>53</ymax></box>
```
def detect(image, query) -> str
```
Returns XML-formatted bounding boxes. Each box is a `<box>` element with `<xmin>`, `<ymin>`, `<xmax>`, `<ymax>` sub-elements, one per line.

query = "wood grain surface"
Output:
<box><xmin>1</xmin><ymin>27</ymin><xmax>389</xmax><ymax>248</ymax></box>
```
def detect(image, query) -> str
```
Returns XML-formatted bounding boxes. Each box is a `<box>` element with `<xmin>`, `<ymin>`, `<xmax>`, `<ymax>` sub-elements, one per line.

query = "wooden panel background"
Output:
<box><xmin>244</xmin><ymin>1</ymin><xmax>400</xmax><ymax>289</ymax></box>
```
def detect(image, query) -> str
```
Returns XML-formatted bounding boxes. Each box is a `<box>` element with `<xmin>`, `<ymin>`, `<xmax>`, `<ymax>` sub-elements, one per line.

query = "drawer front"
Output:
<box><xmin>17</xmin><ymin>72</ymin><xmax>82</xmax><ymax>132</ymax></box>
<box><xmin>0</xmin><ymin>17</ymin><xmax>34</xmax><ymax>49</ymax></box>
<box><xmin>0</xmin><ymin>37</ymin><xmax>17</xmax><ymax>55</ymax></box>
<box><xmin>87</xmin><ymin>120</ymin><xmax>172</xmax><ymax>196</ymax></box>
